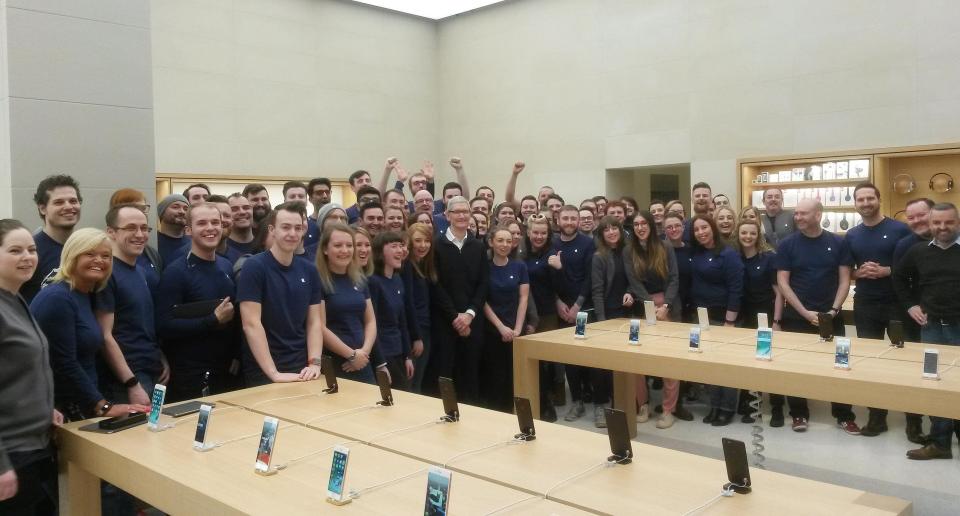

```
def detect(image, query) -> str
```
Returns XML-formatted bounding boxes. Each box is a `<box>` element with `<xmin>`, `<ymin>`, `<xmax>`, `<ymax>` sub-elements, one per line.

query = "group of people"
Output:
<box><xmin>2</xmin><ymin>157</ymin><xmax>960</xmax><ymax>513</ymax></box>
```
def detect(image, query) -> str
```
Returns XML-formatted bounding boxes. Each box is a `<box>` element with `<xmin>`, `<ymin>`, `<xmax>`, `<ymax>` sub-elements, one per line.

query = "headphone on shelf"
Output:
<box><xmin>929</xmin><ymin>172</ymin><xmax>954</xmax><ymax>193</ymax></box>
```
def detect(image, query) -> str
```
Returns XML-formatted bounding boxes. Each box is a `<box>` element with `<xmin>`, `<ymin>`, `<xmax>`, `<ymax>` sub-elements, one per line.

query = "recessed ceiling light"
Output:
<box><xmin>349</xmin><ymin>0</ymin><xmax>508</xmax><ymax>20</ymax></box>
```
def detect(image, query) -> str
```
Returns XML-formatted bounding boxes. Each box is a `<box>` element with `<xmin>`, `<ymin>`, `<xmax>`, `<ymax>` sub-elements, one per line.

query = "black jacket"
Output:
<box><xmin>433</xmin><ymin>232</ymin><xmax>488</xmax><ymax>323</ymax></box>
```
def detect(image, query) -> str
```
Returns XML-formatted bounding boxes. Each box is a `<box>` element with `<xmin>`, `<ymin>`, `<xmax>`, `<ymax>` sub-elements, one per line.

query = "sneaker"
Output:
<box><xmin>792</xmin><ymin>417</ymin><xmax>808</xmax><ymax>432</ymax></box>
<box><xmin>656</xmin><ymin>412</ymin><xmax>675</xmax><ymax>429</ymax></box>
<box><xmin>839</xmin><ymin>420</ymin><xmax>861</xmax><ymax>435</ymax></box>
<box><xmin>594</xmin><ymin>405</ymin><xmax>607</xmax><ymax>428</ymax></box>
<box><xmin>770</xmin><ymin>410</ymin><xmax>784</xmax><ymax>428</ymax></box>
<box><xmin>564</xmin><ymin>400</ymin><xmax>585</xmax><ymax>422</ymax></box>
<box><xmin>906</xmin><ymin>443</ymin><xmax>953</xmax><ymax>460</ymax></box>
<box><xmin>637</xmin><ymin>403</ymin><xmax>650</xmax><ymax>423</ymax></box>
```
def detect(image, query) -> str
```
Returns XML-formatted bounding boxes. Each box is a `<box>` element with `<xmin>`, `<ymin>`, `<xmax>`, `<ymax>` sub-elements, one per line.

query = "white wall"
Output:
<box><xmin>2</xmin><ymin>0</ymin><xmax>155</xmax><ymax>227</ymax></box>
<box><xmin>438</xmin><ymin>0</ymin><xmax>960</xmax><ymax>206</ymax></box>
<box><xmin>0</xmin><ymin>0</ymin><xmax>11</xmax><ymax>218</ymax></box>
<box><xmin>151</xmin><ymin>0</ymin><xmax>440</xmax><ymax>182</ymax></box>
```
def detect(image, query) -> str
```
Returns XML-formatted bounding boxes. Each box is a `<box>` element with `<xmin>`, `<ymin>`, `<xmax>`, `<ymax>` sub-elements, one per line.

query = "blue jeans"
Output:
<box><xmin>921</xmin><ymin>321</ymin><xmax>960</xmax><ymax>449</ymax></box>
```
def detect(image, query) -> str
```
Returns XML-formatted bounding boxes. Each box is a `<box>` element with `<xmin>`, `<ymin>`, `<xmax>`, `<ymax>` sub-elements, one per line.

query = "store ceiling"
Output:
<box><xmin>348</xmin><ymin>0</ymin><xmax>508</xmax><ymax>20</ymax></box>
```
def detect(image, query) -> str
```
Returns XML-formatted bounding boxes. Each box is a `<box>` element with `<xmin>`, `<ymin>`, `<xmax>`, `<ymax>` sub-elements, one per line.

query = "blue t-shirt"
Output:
<box><xmin>893</xmin><ymin>232</ymin><xmax>926</xmax><ymax>267</ymax></box>
<box><xmin>136</xmin><ymin>252</ymin><xmax>161</xmax><ymax>299</ymax></box>
<box><xmin>841</xmin><ymin>217</ymin><xmax>911</xmax><ymax>304</ymax></box>
<box><xmin>304</xmin><ymin>217</ymin><xmax>320</xmax><ymax>247</ymax></box>
<box><xmin>323</xmin><ymin>273</ymin><xmax>370</xmax><ymax>349</ymax></box>
<box><xmin>402</xmin><ymin>261</ymin><xmax>431</xmax><ymax>329</ymax></box>
<box><xmin>674</xmin><ymin>244</ymin><xmax>693</xmax><ymax>307</ymax></box>
<box><xmin>96</xmin><ymin>258</ymin><xmax>161</xmax><ymax>376</ymax></box>
<box><xmin>236</xmin><ymin>251</ymin><xmax>323</xmax><ymax>374</ymax></box>
<box><xmin>690</xmin><ymin>245</ymin><xmax>744</xmax><ymax>311</ymax></box>
<box><xmin>30</xmin><ymin>282</ymin><xmax>103</xmax><ymax>408</ymax></box>
<box><xmin>368</xmin><ymin>273</ymin><xmax>410</xmax><ymax>359</ymax></box>
<box><xmin>219</xmin><ymin>245</ymin><xmax>246</xmax><ymax>265</ymax></box>
<box><xmin>226</xmin><ymin>237</ymin><xmax>255</xmax><ymax>255</ymax></box>
<box><xmin>487</xmin><ymin>259</ymin><xmax>529</xmax><ymax>328</ymax></box>
<box><xmin>525</xmin><ymin>250</ymin><xmax>557</xmax><ymax>317</ymax></box>
<box><xmin>741</xmin><ymin>251</ymin><xmax>777</xmax><ymax>308</ymax></box>
<box><xmin>21</xmin><ymin>230</ymin><xmax>63</xmax><ymax>303</ymax></box>
<box><xmin>158</xmin><ymin>232</ymin><xmax>187</xmax><ymax>267</ymax></box>
<box><xmin>550</xmin><ymin>233</ymin><xmax>596</xmax><ymax>306</ymax></box>
<box><xmin>156</xmin><ymin>252</ymin><xmax>237</xmax><ymax>373</ymax></box>
<box><xmin>774</xmin><ymin>230</ymin><xmax>853</xmax><ymax>312</ymax></box>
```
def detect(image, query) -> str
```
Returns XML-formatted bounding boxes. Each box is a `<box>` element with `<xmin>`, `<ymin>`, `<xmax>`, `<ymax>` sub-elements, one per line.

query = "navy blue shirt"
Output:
<box><xmin>690</xmin><ymin>245</ymin><xmax>744</xmax><ymax>311</ymax></box>
<box><xmin>136</xmin><ymin>252</ymin><xmax>161</xmax><ymax>301</ymax></box>
<box><xmin>97</xmin><ymin>258</ymin><xmax>161</xmax><ymax>376</ymax></box>
<box><xmin>322</xmin><ymin>273</ymin><xmax>369</xmax><ymax>349</ymax></box>
<box><xmin>158</xmin><ymin>232</ymin><xmax>187</xmax><ymax>267</ymax></box>
<box><xmin>31</xmin><ymin>282</ymin><xmax>103</xmax><ymax>408</ymax></box>
<box><xmin>219</xmin><ymin>245</ymin><xmax>246</xmax><ymax>265</ymax></box>
<box><xmin>402</xmin><ymin>261</ymin><xmax>430</xmax><ymax>329</ymax></box>
<box><xmin>525</xmin><ymin>249</ymin><xmax>557</xmax><ymax>317</ymax></box>
<box><xmin>893</xmin><ymin>232</ymin><xmax>926</xmax><ymax>267</ymax></box>
<box><xmin>236</xmin><ymin>251</ymin><xmax>323</xmax><ymax>374</ymax></box>
<box><xmin>775</xmin><ymin>230</ymin><xmax>853</xmax><ymax>312</ymax></box>
<box><xmin>157</xmin><ymin>252</ymin><xmax>237</xmax><ymax>373</ymax></box>
<box><xmin>226</xmin><ymin>237</ymin><xmax>255</xmax><ymax>255</ymax></box>
<box><xmin>674</xmin><ymin>244</ymin><xmax>693</xmax><ymax>308</ymax></box>
<box><xmin>304</xmin><ymin>217</ymin><xmax>320</xmax><ymax>247</ymax></box>
<box><xmin>368</xmin><ymin>273</ymin><xmax>410</xmax><ymax>359</ymax></box>
<box><xmin>21</xmin><ymin>230</ymin><xmax>63</xmax><ymax>303</ymax></box>
<box><xmin>741</xmin><ymin>251</ymin><xmax>777</xmax><ymax>308</ymax></box>
<box><xmin>487</xmin><ymin>259</ymin><xmax>529</xmax><ymax>328</ymax></box>
<box><xmin>841</xmin><ymin>217</ymin><xmax>911</xmax><ymax>304</ymax></box>
<box><xmin>346</xmin><ymin>204</ymin><xmax>361</xmax><ymax>224</ymax></box>
<box><xmin>550</xmin><ymin>233</ymin><xmax>596</xmax><ymax>306</ymax></box>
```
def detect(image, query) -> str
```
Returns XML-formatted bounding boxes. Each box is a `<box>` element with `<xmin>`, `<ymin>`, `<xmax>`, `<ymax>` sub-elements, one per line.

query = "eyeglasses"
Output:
<box><xmin>449</xmin><ymin>209</ymin><xmax>470</xmax><ymax>215</ymax></box>
<box><xmin>113</xmin><ymin>225</ymin><xmax>153</xmax><ymax>234</ymax></box>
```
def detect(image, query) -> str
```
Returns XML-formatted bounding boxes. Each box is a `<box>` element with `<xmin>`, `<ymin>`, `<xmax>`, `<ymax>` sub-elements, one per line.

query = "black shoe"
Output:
<box><xmin>905</xmin><ymin>419</ymin><xmax>924</xmax><ymax>444</ymax></box>
<box><xmin>541</xmin><ymin>404</ymin><xmax>557</xmax><ymax>423</ymax></box>
<box><xmin>741</xmin><ymin>413</ymin><xmax>756</xmax><ymax>424</ymax></box>
<box><xmin>674</xmin><ymin>406</ymin><xmax>694</xmax><ymax>421</ymax></box>
<box><xmin>770</xmin><ymin>409</ymin><xmax>784</xmax><ymax>428</ymax></box>
<box><xmin>711</xmin><ymin>411</ymin><xmax>734</xmax><ymax>427</ymax></box>
<box><xmin>703</xmin><ymin>409</ymin><xmax>718</xmax><ymax>424</ymax></box>
<box><xmin>860</xmin><ymin>419</ymin><xmax>888</xmax><ymax>437</ymax></box>
<box><xmin>651</xmin><ymin>377</ymin><xmax>663</xmax><ymax>390</ymax></box>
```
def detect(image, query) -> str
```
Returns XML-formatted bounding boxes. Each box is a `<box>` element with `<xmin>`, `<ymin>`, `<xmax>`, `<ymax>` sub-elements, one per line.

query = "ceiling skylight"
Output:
<box><xmin>349</xmin><ymin>0</ymin><xmax>508</xmax><ymax>20</ymax></box>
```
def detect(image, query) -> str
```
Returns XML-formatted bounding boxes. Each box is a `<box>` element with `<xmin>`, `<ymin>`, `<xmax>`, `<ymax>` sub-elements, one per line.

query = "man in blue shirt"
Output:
<box><xmin>98</xmin><ymin>204</ymin><xmax>165</xmax><ymax>407</ymax></box>
<box><xmin>775</xmin><ymin>198</ymin><xmax>859</xmax><ymax>434</ymax></box>
<box><xmin>242</xmin><ymin>183</ymin><xmax>272</xmax><ymax>225</ymax></box>
<box><xmin>157</xmin><ymin>194</ymin><xmax>189</xmax><ymax>266</ymax></box>
<box><xmin>283</xmin><ymin>181</ymin><xmax>319</xmax><ymax>247</ymax></box>
<box><xmin>841</xmin><ymin>183</ymin><xmax>911</xmax><ymax>437</ymax></box>
<box><xmin>237</xmin><ymin>202</ymin><xmax>324</xmax><ymax>385</ymax></box>
<box><xmin>227</xmin><ymin>193</ymin><xmax>256</xmax><ymax>255</ymax></box>
<box><xmin>22</xmin><ymin>175</ymin><xmax>83</xmax><ymax>302</ymax></box>
<box><xmin>157</xmin><ymin>203</ymin><xmax>238</xmax><ymax>401</ymax></box>
<box><xmin>549</xmin><ymin>205</ymin><xmax>597</xmax><ymax>422</ymax></box>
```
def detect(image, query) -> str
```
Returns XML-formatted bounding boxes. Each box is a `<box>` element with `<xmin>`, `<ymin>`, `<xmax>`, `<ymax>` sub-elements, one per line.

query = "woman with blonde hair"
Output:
<box><xmin>739</xmin><ymin>205</ymin><xmax>762</xmax><ymax>228</ymax></box>
<box><xmin>715</xmin><ymin>205</ymin><xmax>738</xmax><ymax>245</ymax></box>
<box><xmin>354</xmin><ymin>227</ymin><xmax>374</xmax><ymax>277</ymax></box>
<box><xmin>403</xmin><ymin>223</ymin><xmax>436</xmax><ymax>392</ymax></box>
<box><xmin>30</xmin><ymin>228</ymin><xmax>149</xmax><ymax>420</ymax></box>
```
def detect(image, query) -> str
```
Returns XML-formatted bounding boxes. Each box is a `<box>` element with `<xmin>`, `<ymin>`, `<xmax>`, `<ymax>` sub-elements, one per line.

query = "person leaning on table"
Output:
<box><xmin>0</xmin><ymin>219</ymin><xmax>63</xmax><ymax>514</ymax></box>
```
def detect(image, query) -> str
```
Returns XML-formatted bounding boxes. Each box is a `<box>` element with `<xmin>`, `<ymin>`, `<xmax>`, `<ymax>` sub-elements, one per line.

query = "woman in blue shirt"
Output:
<box><xmin>30</xmin><ymin>228</ymin><xmax>149</xmax><ymax>420</ymax></box>
<box><xmin>369</xmin><ymin>232</ymin><xmax>414</xmax><ymax>390</ymax></box>
<box><xmin>522</xmin><ymin>214</ymin><xmax>561</xmax><ymax>421</ymax></box>
<box><xmin>690</xmin><ymin>215</ymin><xmax>744</xmax><ymax>427</ymax></box>
<box><xmin>316</xmin><ymin>223</ymin><xmax>380</xmax><ymax>383</ymax></box>
<box><xmin>482</xmin><ymin>226</ymin><xmax>529</xmax><ymax>412</ymax></box>
<box><xmin>404</xmin><ymin>223</ymin><xmax>436</xmax><ymax>393</ymax></box>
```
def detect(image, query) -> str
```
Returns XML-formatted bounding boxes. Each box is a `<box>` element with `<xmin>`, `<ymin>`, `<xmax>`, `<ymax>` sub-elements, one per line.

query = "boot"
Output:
<box><xmin>860</xmin><ymin>410</ymin><xmax>888</xmax><ymax>437</ymax></box>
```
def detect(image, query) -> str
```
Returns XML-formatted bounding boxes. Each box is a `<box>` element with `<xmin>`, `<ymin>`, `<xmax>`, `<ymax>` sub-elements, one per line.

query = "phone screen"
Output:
<box><xmin>923</xmin><ymin>350</ymin><xmax>939</xmax><ymax>376</ymax></box>
<box><xmin>644</xmin><ymin>301</ymin><xmax>656</xmax><ymax>325</ymax></box>
<box><xmin>147</xmin><ymin>385</ymin><xmax>166</xmax><ymax>427</ymax></box>
<box><xmin>689</xmin><ymin>327</ymin><xmax>701</xmax><ymax>351</ymax></box>
<box><xmin>628</xmin><ymin>319</ymin><xmax>640</xmax><ymax>344</ymax></box>
<box><xmin>255</xmin><ymin>417</ymin><xmax>279</xmax><ymax>472</ymax></box>
<box><xmin>327</xmin><ymin>448</ymin><xmax>349</xmax><ymax>499</ymax></box>
<box><xmin>574</xmin><ymin>311</ymin><xmax>587</xmax><ymax>337</ymax></box>
<box><xmin>193</xmin><ymin>404</ymin><xmax>212</xmax><ymax>447</ymax></box>
<box><xmin>834</xmin><ymin>338</ymin><xmax>850</xmax><ymax>369</ymax></box>
<box><xmin>424</xmin><ymin>467</ymin><xmax>452</xmax><ymax>516</ymax></box>
<box><xmin>756</xmin><ymin>328</ymin><xmax>772</xmax><ymax>360</ymax></box>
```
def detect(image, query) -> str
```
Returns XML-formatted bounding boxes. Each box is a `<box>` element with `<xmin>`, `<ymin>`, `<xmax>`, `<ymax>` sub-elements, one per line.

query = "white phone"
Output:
<box><xmin>757</xmin><ymin>313</ymin><xmax>768</xmax><ymax>330</ymax></box>
<box><xmin>697</xmin><ymin>307</ymin><xmax>709</xmax><ymax>330</ymax></box>
<box><xmin>254</xmin><ymin>416</ymin><xmax>279</xmax><ymax>474</ymax></box>
<box><xmin>424</xmin><ymin>466</ymin><xmax>452</xmax><ymax>515</ymax></box>
<box><xmin>834</xmin><ymin>338</ymin><xmax>851</xmax><ymax>370</ymax></box>
<box><xmin>193</xmin><ymin>404</ymin><xmax>213</xmax><ymax>450</ymax></box>
<box><xmin>326</xmin><ymin>445</ymin><xmax>351</xmax><ymax>504</ymax></box>
<box><xmin>644</xmin><ymin>300</ymin><xmax>656</xmax><ymax>325</ymax></box>
<box><xmin>147</xmin><ymin>384</ymin><xmax>167</xmax><ymax>430</ymax></box>
<box><xmin>922</xmin><ymin>349</ymin><xmax>940</xmax><ymax>380</ymax></box>
<box><xmin>689</xmin><ymin>327</ymin><xmax>702</xmax><ymax>353</ymax></box>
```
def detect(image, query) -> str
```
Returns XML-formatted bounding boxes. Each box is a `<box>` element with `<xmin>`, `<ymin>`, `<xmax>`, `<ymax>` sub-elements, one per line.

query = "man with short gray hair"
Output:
<box><xmin>761</xmin><ymin>188</ymin><xmax>795</xmax><ymax>248</ymax></box>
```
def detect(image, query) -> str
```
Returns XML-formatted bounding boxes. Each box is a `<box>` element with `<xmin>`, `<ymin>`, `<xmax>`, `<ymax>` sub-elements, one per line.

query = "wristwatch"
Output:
<box><xmin>773</xmin><ymin>319</ymin><xmax>783</xmax><ymax>325</ymax></box>
<box><xmin>123</xmin><ymin>376</ymin><xmax>139</xmax><ymax>388</ymax></box>
<box><xmin>347</xmin><ymin>350</ymin><xmax>357</xmax><ymax>363</ymax></box>
<box><xmin>309</xmin><ymin>357</ymin><xmax>322</xmax><ymax>367</ymax></box>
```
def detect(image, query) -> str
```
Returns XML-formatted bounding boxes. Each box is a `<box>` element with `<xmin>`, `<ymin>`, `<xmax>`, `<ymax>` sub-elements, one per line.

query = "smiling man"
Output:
<box><xmin>22</xmin><ymin>175</ymin><xmax>83</xmax><ymax>302</ymax></box>
<box><xmin>157</xmin><ymin>194</ymin><xmax>189</xmax><ymax>265</ymax></box>
<box><xmin>227</xmin><ymin>193</ymin><xmax>255</xmax><ymax>255</ymax></box>
<box><xmin>157</xmin><ymin>202</ymin><xmax>238</xmax><ymax>402</ymax></box>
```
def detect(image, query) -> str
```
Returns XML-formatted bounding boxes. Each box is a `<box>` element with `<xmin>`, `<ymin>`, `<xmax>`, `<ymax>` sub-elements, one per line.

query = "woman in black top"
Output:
<box><xmin>0</xmin><ymin>219</ymin><xmax>62</xmax><ymax>514</ymax></box>
<box><xmin>523</xmin><ymin>214</ymin><xmax>562</xmax><ymax>421</ymax></box>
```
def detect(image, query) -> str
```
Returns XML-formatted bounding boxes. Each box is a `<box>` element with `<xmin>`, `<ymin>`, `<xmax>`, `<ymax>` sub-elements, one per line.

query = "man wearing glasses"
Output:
<box><xmin>97</xmin><ymin>204</ymin><xmax>168</xmax><ymax>408</ymax></box>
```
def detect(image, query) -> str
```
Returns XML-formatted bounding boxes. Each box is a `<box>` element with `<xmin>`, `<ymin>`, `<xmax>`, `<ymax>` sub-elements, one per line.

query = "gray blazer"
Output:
<box><xmin>591</xmin><ymin>244</ymin><xmax>680</xmax><ymax>321</ymax></box>
<box><xmin>761</xmin><ymin>209</ymin><xmax>796</xmax><ymax>248</ymax></box>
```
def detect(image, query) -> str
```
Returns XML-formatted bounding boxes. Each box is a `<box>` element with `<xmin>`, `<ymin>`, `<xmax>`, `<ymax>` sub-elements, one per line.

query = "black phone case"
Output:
<box><xmin>171</xmin><ymin>299</ymin><xmax>223</xmax><ymax>319</ymax></box>
<box><xmin>439</xmin><ymin>377</ymin><xmax>459</xmax><ymax>421</ymax></box>
<box><xmin>321</xmin><ymin>355</ymin><xmax>338</xmax><ymax>392</ymax></box>
<box><xmin>888</xmin><ymin>320</ymin><xmax>904</xmax><ymax>347</ymax></box>
<box><xmin>376</xmin><ymin>369</ymin><xmax>393</xmax><ymax>406</ymax></box>
<box><xmin>603</xmin><ymin>408</ymin><xmax>633</xmax><ymax>463</ymax></box>
<box><xmin>721</xmin><ymin>438</ymin><xmax>752</xmax><ymax>494</ymax></box>
<box><xmin>162</xmin><ymin>400</ymin><xmax>212</xmax><ymax>417</ymax></box>
<box><xmin>817</xmin><ymin>312</ymin><xmax>834</xmax><ymax>341</ymax></box>
<box><xmin>98</xmin><ymin>412</ymin><xmax>147</xmax><ymax>430</ymax></box>
<box><xmin>514</xmin><ymin>397</ymin><xmax>535</xmax><ymax>440</ymax></box>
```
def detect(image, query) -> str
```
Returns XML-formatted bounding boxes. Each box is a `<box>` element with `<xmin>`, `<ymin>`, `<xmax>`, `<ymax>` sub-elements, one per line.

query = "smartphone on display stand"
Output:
<box><xmin>438</xmin><ymin>377</ymin><xmax>460</xmax><ymax>422</ymax></box>
<box><xmin>326</xmin><ymin>445</ymin><xmax>352</xmax><ymax>505</ymax></box>
<box><xmin>254</xmin><ymin>416</ymin><xmax>279</xmax><ymax>475</ymax></box>
<box><xmin>147</xmin><ymin>384</ymin><xmax>167</xmax><ymax>430</ymax></box>
<box><xmin>834</xmin><ymin>338</ymin><xmax>851</xmax><ymax>370</ymax></box>
<box><xmin>888</xmin><ymin>320</ymin><xmax>904</xmax><ymax>348</ymax></box>
<box><xmin>817</xmin><ymin>312</ymin><xmax>834</xmax><ymax>342</ymax></box>
<box><xmin>757</xmin><ymin>313</ymin><xmax>768</xmax><ymax>330</ymax></box>
<box><xmin>628</xmin><ymin>319</ymin><xmax>640</xmax><ymax>345</ymax></box>
<box><xmin>376</xmin><ymin>369</ymin><xmax>393</xmax><ymax>406</ymax></box>
<box><xmin>321</xmin><ymin>355</ymin><xmax>338</xmax><ymax>394</ymax></box>
<box><xmin>644</xmin><ymin>300</ymin><xmax>656</xmax><ymax>325</ymax></box>
<box><xmin>697</xmin><ymin>307</ymin><xmax>709</xmax><ymax>330</ymax></box>
<box><xmin>193</xmin><ymin>404</ymin><xmax>214</xmax><ymax>450</ymax></box>
<box><xmin>604</xmin><ymin>408</ymin><xmax>633</xmax><ymax>464</ymax></box>
<box><xmin>756</xmin><ymin>328</ymin><xmax>772</xmax><ymax>360</ymax></box>
<box><xmin>514</xmin><ymin>397</ymin><xmax>536</xmax><ymax>441</ymax></box>
<box><xmin>721</xmin><ymin>438</ymin><xmax>752</xmax><ymax>494</ymax></box>
<box><xmin>689</xmin><ymin>327</ymin><xmax>701</xmax><ymax>352</ymax></box>
<box><xmin>424</xmin><ymin>466</ymin><xmax>453</xmax><ymax>516</ymax></box>
<box><xmin>922</xmin><ymin>349</ymin><xmax>940</xmax><ymax>380</ymax></box>
<box><xmin>574</xmin><ymin>311</ymin><xmax>587</xmax><ymax>339</ymax></box>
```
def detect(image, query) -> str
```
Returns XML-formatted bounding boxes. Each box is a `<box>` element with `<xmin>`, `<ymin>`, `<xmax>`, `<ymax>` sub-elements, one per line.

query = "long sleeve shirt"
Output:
<box><xmin>690</xmin><ymin>245</ymin><xmax>744</xmax><ymax>312</ymax></box>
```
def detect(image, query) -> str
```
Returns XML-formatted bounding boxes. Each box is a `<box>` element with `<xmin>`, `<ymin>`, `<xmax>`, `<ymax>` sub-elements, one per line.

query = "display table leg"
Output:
<box><xmin>63</xmin><ymin>460</ymin><xmax>101</xmax><ymax>516</ymax></box>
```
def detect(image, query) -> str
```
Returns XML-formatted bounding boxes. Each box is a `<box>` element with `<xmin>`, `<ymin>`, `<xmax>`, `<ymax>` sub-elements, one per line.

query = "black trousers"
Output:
<box><xmin>383</xmin><ymin>354</ymin><xmax>411</xmax><ymax>392</ymax></box>
<box><xmin>422</xmin><ymin>314</ymin><xmax>484</xmax><ymax>404</ymax></box>
<box><xmin>770</xmin><ymin>308</ymin><xmax>856</xmax><ymax>422</ymax></box>
<box><xmin>564</xmin><ymin>309</ymin><xmax>612</xmax><ymax>406</ymax></box>
<box><xmin>0</xmin><ymin>448</ymin><xmax>58</xmax><ymax>516</ymax></box>
<box><xmin>481</xmin><ymin>323</ymin><xmax>515</xmax><ymax>413</ymax></box>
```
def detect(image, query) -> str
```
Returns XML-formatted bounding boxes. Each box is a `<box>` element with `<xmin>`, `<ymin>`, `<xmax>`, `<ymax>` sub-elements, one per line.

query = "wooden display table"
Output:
<box><xmin>513</xmin><ymin>320</ymin><xmax>960</xmax><ymax>438</ymax></box>
<box><xmin>216</xmin><ymin>381</ymin><xmax>911</xmax><ymax>515</ymax></box>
